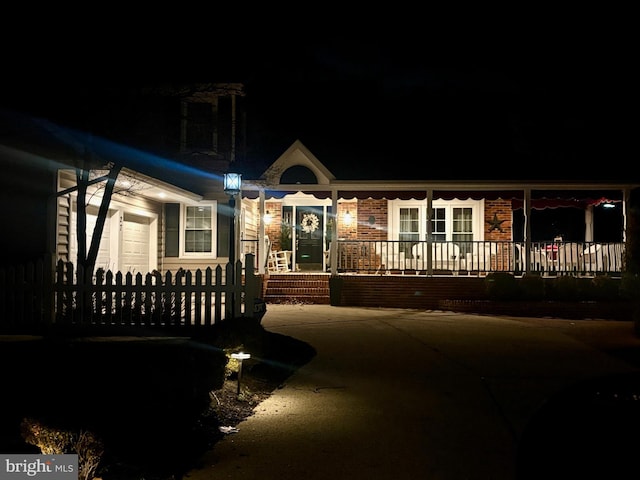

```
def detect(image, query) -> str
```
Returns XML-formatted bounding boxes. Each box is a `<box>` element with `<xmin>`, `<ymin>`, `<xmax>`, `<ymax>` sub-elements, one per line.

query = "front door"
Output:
<box><xmin>296</xmin><ymin>207</ymin><xmax>324</xmax><ymax>271</ymax></box>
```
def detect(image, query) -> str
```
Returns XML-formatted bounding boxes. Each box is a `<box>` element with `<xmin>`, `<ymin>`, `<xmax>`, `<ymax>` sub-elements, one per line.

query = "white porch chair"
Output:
<box><xmin>530</xmin><ymin>247</ymin><xmax>551</xmax><ymax>272</ymax></box>
<box><xmin>556</xmin><ymin>242</ymin><xmax>582</xmax><ymax>273</ymax></box>
<box><xmin>267</xmin><ymin>250</ymin><xmax>291</xmax><ymax>272</ymax></box>
<box><xmin>375</xmin><ymin>242</ymin><xmax>406</xmax><ymax>274</ymax></box>
<box><xmin>514</xmin><ymin>244</ymin><xmax>551</xmax><ymax>273</ymax></box>
<box><xmin>465</xmin><ymin>242</ymin><xmax>493</xmax><ymax>271</ymax></box>
<box><xmin>591</xmin><ymin>242</ymin><xmax>625</xmax><ymax>272</ymax></box>
<box><xmin>411</xmin><ymin>243</ymin><xmax>460</xmax><ymax>273</ymax></box>
<box><xmin>608</xmin><ymin>243</ymin><xmax>625</xmax><ymax>271</ymax></box>
<box><xmin>583</xmin><ymin>244</ymin><xmax>603</xmax><ymax>272</ymax></box>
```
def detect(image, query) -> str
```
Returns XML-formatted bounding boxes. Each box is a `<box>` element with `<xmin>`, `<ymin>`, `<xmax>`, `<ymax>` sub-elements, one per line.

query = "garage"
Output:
<box><xmin>70</xmin><ymin>205</ymin><xmax>114</xmax><ymax>272</ymax></box>
<box><xmin>121</xmin><ymin>212</ymin><xmax>150</xmax><ymax>275</ymax></box>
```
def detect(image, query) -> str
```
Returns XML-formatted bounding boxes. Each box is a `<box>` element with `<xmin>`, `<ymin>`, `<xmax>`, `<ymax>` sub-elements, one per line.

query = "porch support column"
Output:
<box><xmin>622</xmin><ymin>188</ymin><xmax>630</xmax><ymax>244</ymax></box>
<box><xmin>524</xmin><ymin>188</ymin><xmax>531</xmax><ymax>275</ymax></box>
<box><xmin>331</xmin><ymin>190</ymin><xmax>338</xmax><ymax>273</ymax></box>
<box><xmin>584</xmin><ymin>206</ymin><xmax>594</xmax><ymax>242</ymax></box>
<box><xmin>426</xmin><ymin>189</ymin><xmax>433</xmax><ymax>276</ymax></box>
<box><xmin>258</xmin><ymin>190</ymin><xmax>266</xmax><ymax>274</ymax></box>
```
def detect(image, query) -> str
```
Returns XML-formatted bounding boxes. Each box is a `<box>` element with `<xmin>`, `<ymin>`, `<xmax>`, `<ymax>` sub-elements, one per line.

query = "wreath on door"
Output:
<box><xmin>301</xmin><ymin>213</ymin><xmax>320</xmax><ymax>234</ymax></box>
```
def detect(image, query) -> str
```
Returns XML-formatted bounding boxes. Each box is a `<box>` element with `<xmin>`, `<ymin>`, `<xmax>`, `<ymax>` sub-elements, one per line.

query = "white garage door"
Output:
<box><xmin>70</xmin><ymin>205</ymin><xmax>113</xmax><ymax>272</ymax></box>
<box><xmin>121</xmin><ymin>213</ymin><xmax>150</xmax><ymax>275</ymax></box>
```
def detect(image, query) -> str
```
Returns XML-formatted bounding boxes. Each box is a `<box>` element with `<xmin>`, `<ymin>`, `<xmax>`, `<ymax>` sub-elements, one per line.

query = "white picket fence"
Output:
<box><xmin>0</xmin><ymin>254</ymin><xmax>261</xmax><ymax>332</ymax></box>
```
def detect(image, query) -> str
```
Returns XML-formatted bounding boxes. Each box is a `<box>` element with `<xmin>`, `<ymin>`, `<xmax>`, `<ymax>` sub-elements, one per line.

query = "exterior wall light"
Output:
<box><xmin>264</xmin><ymin>210</ymin><xmax>272</xmax><ymax>225</ymax></box>
<box><xmin>344</xmin><ymin>210</ymin><xmax>352</xmax><ymax>226</ymax></box>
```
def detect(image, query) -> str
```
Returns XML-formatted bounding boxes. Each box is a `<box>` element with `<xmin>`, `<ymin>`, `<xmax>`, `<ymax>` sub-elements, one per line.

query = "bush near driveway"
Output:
<box><xmin>1</xmin><ymin>320</ymin><xmax>316</xmax><ymax>480</ymax></box>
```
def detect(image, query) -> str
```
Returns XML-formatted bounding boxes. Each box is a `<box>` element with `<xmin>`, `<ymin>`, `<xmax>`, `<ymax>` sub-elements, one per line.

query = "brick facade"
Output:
<box><xmin>484</xmin><ymin>199</ymin><xmax>512</xmax><ymax>241</ymax></box>
<box><xmin>264</xmin><ymin>198</ymin><xmax>514</xmax><ymax>256</ymax></box>
<box><xmin>355</xmin><ymin>199</ymin><xmax>388</xmax><ymax>241</ymax></box>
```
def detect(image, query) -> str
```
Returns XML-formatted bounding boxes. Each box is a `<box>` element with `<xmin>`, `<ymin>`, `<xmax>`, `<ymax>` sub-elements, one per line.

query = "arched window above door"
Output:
<box><xmin>280</xmin><ymin>165</ymin><xmax>318</xmax><ymax>184</ymax></box>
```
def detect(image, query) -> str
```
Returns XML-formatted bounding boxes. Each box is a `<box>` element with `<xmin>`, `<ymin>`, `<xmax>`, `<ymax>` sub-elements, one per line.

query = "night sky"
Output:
<box><xmin>1</xmin><ymin>22</ymin><xmax>635</xmax><ymax>182</ymax></box>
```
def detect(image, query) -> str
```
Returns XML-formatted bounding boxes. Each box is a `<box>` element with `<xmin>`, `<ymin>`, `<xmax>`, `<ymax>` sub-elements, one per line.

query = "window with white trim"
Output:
<box><xmin>452</xmin><ymin>207</ymin><xmax>473</xmax><ymax>242</ymax></box>
<box><xmin>185</xmin><ymin>205</ymin><xmax>212</xmax><ymax>253</ymax></box>
<box><xmin>391</xmin><ymin>199</ymin><xmax>483</xmax><ymax>245</ymax></box>
<box><xmin>180</xmin><ymin>202</ymin><xmax>217</xmax><ymax>257</ymax></box>
<box><xmin>431</xmin><ymin>207</ymin><xmax>446</xmax><ymax>241</ymax></box>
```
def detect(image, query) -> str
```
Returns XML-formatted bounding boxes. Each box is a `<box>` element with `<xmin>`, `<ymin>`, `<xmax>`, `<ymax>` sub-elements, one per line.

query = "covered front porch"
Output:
<box><xmin>233</xmin><ymin>140</ymin><xmax>636</xmax><ymax>280</ymax></box>
<box><xmin>239</xmin><ymin>189</ymin><xmax>629</xmax><ymax>278</ymax></box>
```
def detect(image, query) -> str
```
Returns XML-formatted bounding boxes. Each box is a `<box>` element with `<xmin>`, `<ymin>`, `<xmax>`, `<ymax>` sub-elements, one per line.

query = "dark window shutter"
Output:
<box><xmin>165</xmin><ymin>203</ymin><xmax>180</xmax><ymax>257</ymax></box>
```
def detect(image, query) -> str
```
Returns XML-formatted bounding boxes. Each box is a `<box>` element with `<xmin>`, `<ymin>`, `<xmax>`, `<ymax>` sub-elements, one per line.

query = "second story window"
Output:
<box><xmin>183</xmin><ymin>101</ymin><xmax>215</xmax><ymax>153</ymax></box>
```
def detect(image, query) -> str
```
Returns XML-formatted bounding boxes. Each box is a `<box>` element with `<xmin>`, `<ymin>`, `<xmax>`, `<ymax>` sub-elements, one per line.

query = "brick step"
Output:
<box><xmin>267</xmin><ymin>274</ymin><xmax>330</xmax><ymax>280</ymax></box>
<box><xmin>266</xmin><ymin>286</ymin><xmax>330</xmax><ymax>295</ymax></box>
<box><xmin>266</xmin><ymin>280</ymin><xmax>330</xmax><ymax>289</ymax></box>
<box><xmin>264</xmin><ymin>273</ymin><xmax>330</xmax><ymax>305</ymax></box>
<box><xmin>265</xmin><ymin>295</ymin><xmax>331</xmax><ymax>305</ymax></box>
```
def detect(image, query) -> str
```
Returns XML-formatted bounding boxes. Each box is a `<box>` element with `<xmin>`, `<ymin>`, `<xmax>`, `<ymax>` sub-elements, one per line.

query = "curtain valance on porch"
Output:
<box><xmin>512</xmin><ymin>197</ymin><xmax>622</xmax><ymax>210</ymax></box>
<box><xmin>334</xmin><ymin>190</ymin><xmax>528</xmax><ymax>201</ymax></box>
<box><xmin>511</xmin><ymin>190</ymin><xmax>623</xmax><ymax>210</ymax></box>
<box><xmin>242</xmin><ymin>190</ymin><xmax>333</xmax><ymax>200</ymax></box>
<box><xmin>241</xmin><ymin>189</ymin><xmax>623</xmax><ymax>206</ymax></box>
<box><xmin>253</xmin><ymin>190</ymin><xmax>526</xmax><ymax>201</ymax></box>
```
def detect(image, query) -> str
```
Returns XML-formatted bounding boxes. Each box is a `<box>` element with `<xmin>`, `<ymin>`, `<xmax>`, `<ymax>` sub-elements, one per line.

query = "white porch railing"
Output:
<box><xmin>334</xmin><ymin>240</ymin><xmax>625</xmax><ymax>276</ymax></box>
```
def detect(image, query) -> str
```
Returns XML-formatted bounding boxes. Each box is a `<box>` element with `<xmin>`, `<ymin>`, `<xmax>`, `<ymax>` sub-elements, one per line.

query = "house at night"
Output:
<box><xmin>1</xmin><ymin>82</ymin><xmax>639</xmax><ymax>314</ymax></box>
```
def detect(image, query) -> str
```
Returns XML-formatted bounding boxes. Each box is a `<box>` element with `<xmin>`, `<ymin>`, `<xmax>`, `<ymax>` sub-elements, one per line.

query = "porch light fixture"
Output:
<box><xmin>223</xmin><ymin>173</ymin><xmax>242</xmax><ymax>196</ymax></box>
<box><xmin>264</xmin><ymin>210</ymin><xmax>272</xmax><ymax>225</ymax></box>
<box><xmin>344</xmin><ymin>210</ymin><xmax>353</xmax><ymax>226</ymax></box>
<box><xmin>603</xmin><ymin>203</ymin><xmax>616</xmax><ymax>209</ymax></box>
<box><xmin>231</xmin><ymin>351</ymin><xmax>251</xmax><ymax>395</ymax></box>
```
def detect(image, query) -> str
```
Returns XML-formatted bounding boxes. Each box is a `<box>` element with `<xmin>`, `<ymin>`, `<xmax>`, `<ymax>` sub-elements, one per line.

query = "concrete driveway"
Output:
<box><xmin>188</xmin><ymin>305</ymin><xmax>640</xmax><ymax>480</ymax></box>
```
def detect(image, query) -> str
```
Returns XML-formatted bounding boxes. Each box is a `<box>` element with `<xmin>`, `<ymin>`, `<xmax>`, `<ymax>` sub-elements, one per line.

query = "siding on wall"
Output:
<box><xmin>57</xmin><ymin>194</ymin><xmax>71</xmax><ymax>263</ymax></box>
<box><xmin>241</xmin><ymin>200</ymin><xmax>260</xmax><ymax>261</ymax></box>
<box><xmin>160</xmin><ymin>257</ymin><xmax>228</xmax><ymax>275</ymax></box>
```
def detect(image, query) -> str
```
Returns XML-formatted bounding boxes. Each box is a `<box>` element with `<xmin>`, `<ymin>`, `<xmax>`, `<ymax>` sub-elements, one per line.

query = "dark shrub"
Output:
<box><xmin>620</xmin><ymin>273</ymin><xmax>640</xmax><ymax>336</ymax></box>
<box><xmin>620</xmin><ymin>273</ymin><xmax>640</xmax><ymax>301</ymax></box>
<box><xmin>548</xmin><ymin>275</ymin><xmax>579</xmax><ymax>301</ymax></box>
<box><xmin>485</xmin><ymin>272</ymin><xmax>520</xmax><ymax>300</ymax></box>
<box><xmin>519</xmin><ymin>274</ymin><xmax>545</xmax><ymax>300</ymax></box>
<box><xmin>589</xmin><ymin>275</ymin><xmax>621</xmax><ymax>301</ymax></box>
<box><xmin>574</xmin><ymin>277</ymin><xmax>595</xmax><ymax>300</ymax></box>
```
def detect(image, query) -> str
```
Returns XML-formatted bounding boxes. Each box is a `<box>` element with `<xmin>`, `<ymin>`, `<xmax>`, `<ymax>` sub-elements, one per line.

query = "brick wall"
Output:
<box><xmin>337</xmin><ymin>202</ymin><xmax>358</xmax><ymax>239</ymax></box>
<box><xmin>484</xmin><ymin>199</ymin><xmax>512</xmax><ymax>241</ymax></box>
<box><xmin>355</xmin><ymin>199</ymin><xmax>388</xmax><ymax>241</ymax></box>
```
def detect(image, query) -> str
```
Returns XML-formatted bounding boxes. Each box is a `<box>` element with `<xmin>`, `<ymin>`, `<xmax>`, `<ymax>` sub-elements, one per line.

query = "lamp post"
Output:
<box><xmin>223</xmin><ymin>173</ymin><xmax>241</xmax><ymax>319</ymax></box>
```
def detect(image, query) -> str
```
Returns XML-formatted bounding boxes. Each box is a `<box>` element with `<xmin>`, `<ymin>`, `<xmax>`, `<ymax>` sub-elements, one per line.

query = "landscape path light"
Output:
<box><xmin>231</xmin><ymin>351</ymin><xmax>251</xmax><ymax>395</ymax></box>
